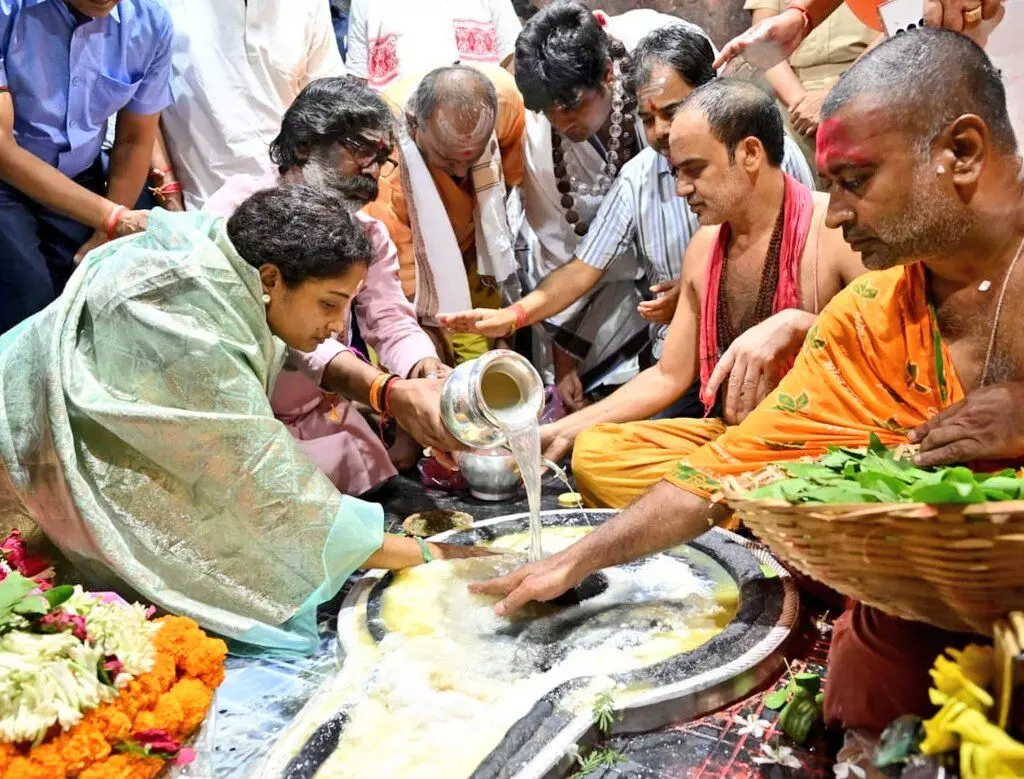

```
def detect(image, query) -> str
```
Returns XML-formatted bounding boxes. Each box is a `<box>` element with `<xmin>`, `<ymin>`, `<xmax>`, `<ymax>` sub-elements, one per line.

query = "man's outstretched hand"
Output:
<box><xmin>714</xmin><ymin>8</ymin><xmax>806</xmax><ymax>71</ymax></box>
<box><xmin>910</xmin><ymin>383</ymin><xmax>1024</xmax><ymax>467</ymax></box>
<box><xmin>715</xmin><ymin>0</ymin><xmax>1005</xmax><ymax>71</ymax></box>
<box><xmin>438</xmin><ymin>308</ymin><xmax>516</xmax><ymax>339</ymax></box>
<box><xmin>468</xmin><ymin>552</ymin><xmax>584</xmax><ymax>616</ymax></box>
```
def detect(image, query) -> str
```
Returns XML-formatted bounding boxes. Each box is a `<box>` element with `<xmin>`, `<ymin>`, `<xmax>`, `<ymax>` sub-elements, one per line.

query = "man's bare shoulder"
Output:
<box><xmin>681</xmin><ymin>225</ymin><xmax>716</xmax><ymax>296</ymax></box>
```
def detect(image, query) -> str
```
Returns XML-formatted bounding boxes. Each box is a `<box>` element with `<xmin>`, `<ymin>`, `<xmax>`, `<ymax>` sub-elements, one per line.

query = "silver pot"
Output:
<box><xmin>458</xmin><ymin>449</ymin><xmax>521</xmax><ymax>501</ymax></box>
<box><xmin>440</xmin><ymin>350</ymin><xmax>544</xmax><ymax>449</ymax></box>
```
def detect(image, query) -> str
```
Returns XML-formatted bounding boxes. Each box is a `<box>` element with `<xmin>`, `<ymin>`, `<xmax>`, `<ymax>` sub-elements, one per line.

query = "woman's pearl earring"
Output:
<box><xmin>262</xmin><ymin>293</ymin><xmax>271</xmax><ymax>305</ymax></box>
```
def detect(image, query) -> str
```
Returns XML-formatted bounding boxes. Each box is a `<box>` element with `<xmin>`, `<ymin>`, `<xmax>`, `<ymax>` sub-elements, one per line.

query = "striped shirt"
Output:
<box><xmin>577</xmin><ymin>138</ymin><xmax>815</xmax><ymax>356</ymax></box>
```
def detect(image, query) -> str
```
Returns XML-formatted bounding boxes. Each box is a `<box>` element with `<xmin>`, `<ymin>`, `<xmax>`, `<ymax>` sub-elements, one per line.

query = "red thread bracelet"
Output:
<box><xmin>382</xmin><ymin>375</ymin><xmax>401</xmax><ymax>417</ymax></box>
<box><xmin>104</xmin><ymin>205</ymin><xmax>127</xmax><ymax>240</ymax></box>
<box><xmin>509</xmin><ymin>303</ymin><xmax>528</xmax><ymax>331</ymax></box>
<box><xmin>151</xmin><ymin>181</ymin><xmax>183</xmax><ymax>199</ymax></box>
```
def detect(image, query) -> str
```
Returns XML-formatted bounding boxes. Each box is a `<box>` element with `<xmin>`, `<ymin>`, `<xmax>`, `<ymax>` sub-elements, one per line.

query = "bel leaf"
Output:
<box><xmin>763</xmin><ymin>688</ymin><xmax>791</xmax><ymax>710</ymax></box>
<box><xmin>12</xmin><ymin>594</ymin><xmax>49</xmax><ymax>616</ymax></box>
<box><xmin>0</xmin><ymin>573</ymin><xmax>39</xmax><ymax>613</ymax></box>
<box><xmin>42</xmin><ymin>585</ymin><xmax>74</xmax><ymax>609</ymax></box>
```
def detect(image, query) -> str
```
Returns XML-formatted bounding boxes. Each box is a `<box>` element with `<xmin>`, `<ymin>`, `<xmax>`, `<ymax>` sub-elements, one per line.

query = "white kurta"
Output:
<box><xmin>346</xmin><ymin>0</ymin><xmax>521</xmax><ymax>91</ymax></box>
<box><xmin>159</xmin><ymin>0</ymin><xmax>346</xmax><ymax>210</ymax></box>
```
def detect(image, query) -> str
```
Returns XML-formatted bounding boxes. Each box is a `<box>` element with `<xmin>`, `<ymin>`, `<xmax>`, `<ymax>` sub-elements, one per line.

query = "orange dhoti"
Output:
<box><xmin>571</xmin><ymin>418</ymin><xmax>727</xmax><ymax>508</ymax></box>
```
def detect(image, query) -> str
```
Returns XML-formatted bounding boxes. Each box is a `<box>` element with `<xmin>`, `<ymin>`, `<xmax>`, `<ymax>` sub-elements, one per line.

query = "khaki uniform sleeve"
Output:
<box><xmin>743</xmin><ymin>0</ymin><xmax>784</xmax><ymax>13</ymax></box>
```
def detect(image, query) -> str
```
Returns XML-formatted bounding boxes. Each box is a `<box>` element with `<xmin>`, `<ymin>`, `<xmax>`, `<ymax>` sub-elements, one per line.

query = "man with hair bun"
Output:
<box><xmin>501</xmin><ymin>1</ymin><xmax>717</xmax><ymax>410</ymax></box>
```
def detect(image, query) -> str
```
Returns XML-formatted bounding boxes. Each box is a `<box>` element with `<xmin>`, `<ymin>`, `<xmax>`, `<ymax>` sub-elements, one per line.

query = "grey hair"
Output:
<box><xmin>822</xmin><ymin>27</ymin><xmax>1017</xmax><ymax>158</ymax></box>
<box><xmin>407</xmin><ymin>66</ymin><xmax>499</xmax><ymax>125</ymax></box>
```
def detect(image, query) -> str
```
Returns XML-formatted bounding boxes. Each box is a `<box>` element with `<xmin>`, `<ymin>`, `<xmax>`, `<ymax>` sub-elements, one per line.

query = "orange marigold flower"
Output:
<box><xmin>61</xmin><ymin>722</ymin><xmax>111</xmax><ymax>776</ymax></box>
<box><xmin>148</xmin><ymin>651</ymin><xmax>178</xmax><ymax>693</ymax></box>
<box><xmin>167</xmin><ymin>677</ymin><xmax>215</xmax><ymax>736</ymax></box>
<box><xmin>152</xmin><ymin>616</ymin><xmax>203</xmax><ymax>665</ymax></box>
<box><xmin>78</xmin><ymin>753</ymin><xmax>164</xmax><ymax>779</ymax></box>
<box><xmin>133</xmin><ymin>694</ymin><xmax>184</xmax><ymax>738</ymax></box>
<box><xmin>81</xmin><ymin>705</ymin><xmax>132</xmax><ymax>743</ymax></box>
<box><xmin>0</xmin><ymin>741</ymin><xmax>18</xmax><ymax>774</ymax></box>
<box><xmin>19</xmin><ymin>741</ymin><xmax>68</xmax><ymax>778</ymax></box>
<box><xmin>5</xmin><ymin>756</ymin><xmax>57</xmax><ymax>779</ymax></box>
<box><xmin>150</xmin><ymin>616</ymin><xmax>227</xmax><ymax>686</ymax></box>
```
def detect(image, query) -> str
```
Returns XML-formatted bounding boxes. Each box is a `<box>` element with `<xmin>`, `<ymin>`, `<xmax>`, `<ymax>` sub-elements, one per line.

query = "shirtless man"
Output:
<box><xmin>544</xmin><ymin>78</ymin><xmax>863</xmax><ymax>507</ymax></box>
<box><xmin>473</xmin><ymin>29</ymin><xmax>1024</xmax><ymax>768</ymax></box>
<box><xmin>440</xmin><ymin>25</ymin><xmax>813</xmax><ymax>387</ymax></box>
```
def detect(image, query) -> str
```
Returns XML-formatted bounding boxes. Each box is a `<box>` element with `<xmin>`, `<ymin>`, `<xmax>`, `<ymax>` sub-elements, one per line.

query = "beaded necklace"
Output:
<box><xmin>550</xmin><ymin>59</ymin><xmax>638</xmax><ymax>237</ymax></box>
<box><xmin>716</xmin><ymin>204</ymin><xmax>787</xmax><ymax>351</ymax></box>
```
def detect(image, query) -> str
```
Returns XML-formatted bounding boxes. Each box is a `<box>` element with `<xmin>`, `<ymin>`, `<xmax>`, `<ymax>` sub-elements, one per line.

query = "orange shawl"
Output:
<box><xmin>670</xmin><ymin>262</ymin><xmax>965</xmax><ymax>497</ymax></box>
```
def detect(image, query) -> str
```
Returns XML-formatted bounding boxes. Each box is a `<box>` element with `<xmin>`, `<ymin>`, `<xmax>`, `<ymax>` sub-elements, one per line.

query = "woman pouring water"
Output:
<box><xmin>0</xmin><ymin>184</ymin><xmax>485</xmax><ymax>657</ymax></box>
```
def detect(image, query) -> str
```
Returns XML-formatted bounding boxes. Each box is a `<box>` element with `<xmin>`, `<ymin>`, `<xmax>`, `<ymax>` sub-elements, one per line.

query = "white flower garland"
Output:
<box><xmin>0</xmin><ymin>588</ymin><xmax>161</xmax><ymax>745</ymax></box>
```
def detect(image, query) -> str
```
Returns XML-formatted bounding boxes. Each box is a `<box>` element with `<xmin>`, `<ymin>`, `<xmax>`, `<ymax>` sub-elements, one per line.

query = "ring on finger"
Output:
<box><xmin>963</xmin><ymin>5</ymin><xmax>983</xmax><ymax>24</ymax></box>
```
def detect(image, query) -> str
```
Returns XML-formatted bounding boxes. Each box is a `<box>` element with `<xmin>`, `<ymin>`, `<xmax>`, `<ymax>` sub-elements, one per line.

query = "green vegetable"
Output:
<box><xmin>778</xmin><ymin>688</ymin><xmax>820</xmax><ymax>744</ymax></box>
<box><xmin>748</xmin><ymin>435</ymin><xmax>1024</xmax><ymax>506</ymax></box>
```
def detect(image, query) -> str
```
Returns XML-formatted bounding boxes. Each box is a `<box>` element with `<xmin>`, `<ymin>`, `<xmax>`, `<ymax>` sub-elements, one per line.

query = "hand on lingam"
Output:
<box><xmin>468</xmin><ymin>550</ymin><xmax>583</xmax><ymax>616</ymax></box>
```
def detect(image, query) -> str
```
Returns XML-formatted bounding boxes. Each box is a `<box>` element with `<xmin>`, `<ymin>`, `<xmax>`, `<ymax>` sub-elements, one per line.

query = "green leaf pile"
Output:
<box><xmin>748</xmin><ymin>434</ymin><xmax>1024</xmax><ymax>505</ymax></box>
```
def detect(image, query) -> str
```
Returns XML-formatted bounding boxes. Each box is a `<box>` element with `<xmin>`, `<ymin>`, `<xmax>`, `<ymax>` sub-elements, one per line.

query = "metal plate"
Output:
<box><xmin>262</xmin><ymin>510</ymin><xmax>798</xmax><ymax>778</ymax></box>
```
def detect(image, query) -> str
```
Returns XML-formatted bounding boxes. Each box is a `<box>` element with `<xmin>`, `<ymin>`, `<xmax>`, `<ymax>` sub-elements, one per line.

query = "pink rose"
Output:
<box><xmin>37</xmin><ymin>610</ymin><xmax>89</xmax><ymax>642</ymax></box>
<box><xmin>133</xmin><ymin>729</ymin><xmax>182</xmax><ymax>755</ymax></box>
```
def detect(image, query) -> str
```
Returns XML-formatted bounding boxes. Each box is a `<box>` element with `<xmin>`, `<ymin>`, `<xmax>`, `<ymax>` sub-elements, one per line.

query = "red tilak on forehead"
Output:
<box><xmin>816</xmin><ymin>116</ymin><xmax>874</xmax><ymax>172</ymax></box>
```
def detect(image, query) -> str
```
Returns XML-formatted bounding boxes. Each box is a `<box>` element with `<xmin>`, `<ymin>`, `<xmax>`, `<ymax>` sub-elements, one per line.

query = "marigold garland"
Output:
<box><xmin>2</xmin><ymin>615</ymin><xmax>227</xmax><ymax>779</ymax></box>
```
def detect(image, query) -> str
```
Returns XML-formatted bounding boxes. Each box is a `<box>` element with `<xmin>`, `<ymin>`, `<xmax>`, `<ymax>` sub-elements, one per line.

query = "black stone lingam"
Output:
<box><xmin>548</xmin><ymin>572</ymin><xmax>609</xmax><ymax>606</ymax></box>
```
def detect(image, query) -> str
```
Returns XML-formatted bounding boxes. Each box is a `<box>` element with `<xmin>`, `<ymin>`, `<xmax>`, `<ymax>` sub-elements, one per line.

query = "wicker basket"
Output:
<box><xmin>720</xmin><ymin>485</ymin><xmax>1024</xmax><ymax>636</ymax></box>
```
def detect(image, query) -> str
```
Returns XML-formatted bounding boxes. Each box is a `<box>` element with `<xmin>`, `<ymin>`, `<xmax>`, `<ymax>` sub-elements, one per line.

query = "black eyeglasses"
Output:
<box><xmin>340</xmin><ymin>136</ymin><xmax>398</xmax><ymax>176</ymax></box>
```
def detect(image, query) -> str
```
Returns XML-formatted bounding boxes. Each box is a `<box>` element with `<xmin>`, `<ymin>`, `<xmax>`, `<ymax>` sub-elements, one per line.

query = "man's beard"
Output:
<box><xmin>303</xmin><ymin>162</ymin><xmax>379</xmax><ymax>205</ymax></box>
<box><xmin>859</xmin><ymin>164</ymin><xmax>974</xmax><ymax>270</ymax></box>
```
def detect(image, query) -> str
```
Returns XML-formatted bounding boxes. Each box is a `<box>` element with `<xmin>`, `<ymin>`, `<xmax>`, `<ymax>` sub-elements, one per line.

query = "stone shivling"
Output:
<box><xmin>261</xmin><ymin>510</ymin><xmax>798</xmax><ymax>779</ymax></box>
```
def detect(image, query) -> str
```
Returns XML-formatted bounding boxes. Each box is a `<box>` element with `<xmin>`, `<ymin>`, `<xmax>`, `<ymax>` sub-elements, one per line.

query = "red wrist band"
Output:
<box><xmin>104</xmin><ymin>205</ymin><xmax>127</xmax><ymax>241</ymax></box>
<box><xmin>150</xmin><ymin>181</ymin><xmax>183</xmax><ymax>198</ymax></box>
<box><xmin>509</xmin><ymin>303</ymin><xmax>529</xmax><ymax>331</ymax></box>
<box><xmin>382</xmin><ymin>375</ymin><xmax>401</xmax><ymax>417</ymax></box>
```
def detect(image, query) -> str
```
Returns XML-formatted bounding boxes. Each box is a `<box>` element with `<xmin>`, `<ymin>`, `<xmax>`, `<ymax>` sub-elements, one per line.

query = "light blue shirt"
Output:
<box><xmin>0</xmin><ymin>0</ymin><xmax>174</xmax><ymax>178</ymax></box>
<box><xmin>577</xmin><ymin>139</ymin><xmax>815</xmax><ymax>356</ymax></box>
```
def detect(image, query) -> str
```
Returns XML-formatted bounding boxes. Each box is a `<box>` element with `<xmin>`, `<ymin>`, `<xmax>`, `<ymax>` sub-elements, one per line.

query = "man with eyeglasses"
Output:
<box><xmin>206</xmin><ymin>76</ymin><xmax>447</xmax><ymax>497</ymax></box>
<box><xmin>370</xmin><ymin>64</ymin><xmax>526</xmax><ymax>364</ymax></box>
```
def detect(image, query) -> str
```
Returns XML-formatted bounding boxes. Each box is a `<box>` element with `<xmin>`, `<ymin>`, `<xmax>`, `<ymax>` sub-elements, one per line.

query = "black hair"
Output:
<box><xmin>514</xmin><ymin>0</ymin><xmax>625</xmax><ymax>112</ymax></box>
<box><xmin>227</xmin><ymin>184</ymin><xmax>372</xmax><ymax>286</ymax></box>
<box><xmin>682</xmin><ymin>78</ymin><xmax>785</xmax><ymax>167</ymax></box>
<box><xmin>407</xmin><ymin>65</ymin><xmax>498</xmax><ymax>124</ymax></box>
<box><xmin>823</xmin><ymin>27</ymin><xmax>1016</xmax><ymax>155</ymax></box>
<box><xmin>623</xmin><ymin>24</ymin><xmax>716</xmax><ymax>97</ymax></box>
<box><xmin>511</xmin><ymin>0</ymin><xmax>538</xmax><ymax>21</ymax></box>
<box><xmin>269</xmin><ymin>76</ymin><xmax>393</xmax><ymax>172</ymax></box>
